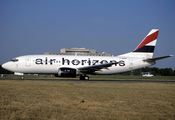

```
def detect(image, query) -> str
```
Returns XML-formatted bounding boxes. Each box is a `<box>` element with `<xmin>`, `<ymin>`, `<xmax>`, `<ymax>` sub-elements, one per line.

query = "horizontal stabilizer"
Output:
<box><xmin>143</xmin><ymin>55</ymin><xmax>173</xmax><ymax>62</ymax></box>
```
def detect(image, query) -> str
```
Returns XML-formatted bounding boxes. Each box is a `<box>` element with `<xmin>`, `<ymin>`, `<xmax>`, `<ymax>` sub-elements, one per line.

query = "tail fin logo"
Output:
<box><xmin>134</xmin><ymin>29</ymin><xmax>159</xmax><ymax>53</ymax></box>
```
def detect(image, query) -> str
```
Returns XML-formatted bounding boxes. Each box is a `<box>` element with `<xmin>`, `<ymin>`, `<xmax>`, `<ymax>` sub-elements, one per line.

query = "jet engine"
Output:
<box><xmin>55</xmin><ymin>68</ymin><xmax>77</xmax><ymax>77</ymax></box>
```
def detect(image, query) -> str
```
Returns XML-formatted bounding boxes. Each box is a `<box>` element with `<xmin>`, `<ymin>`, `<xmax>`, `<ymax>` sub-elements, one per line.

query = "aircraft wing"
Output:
<box><xmin>78</xmin><ymin>62</ymin><xmax>116</xmax><ymax>73</ymax></box>
<box><xmin>143</xmin><ymin>55</ymin><xmax>173</xmax><ymax>62</ymax></box>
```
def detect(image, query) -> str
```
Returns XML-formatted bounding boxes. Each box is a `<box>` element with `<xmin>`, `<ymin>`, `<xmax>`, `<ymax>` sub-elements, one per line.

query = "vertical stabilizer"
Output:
<box><xmin>119</xmin><ymin>29</ymin><xmax>159</xmax><ymax>59</ymax></box>
<box><xmin>133</xmin><ymin>29</ymin><xmax>159</xmax><ymax>53</ymax></box>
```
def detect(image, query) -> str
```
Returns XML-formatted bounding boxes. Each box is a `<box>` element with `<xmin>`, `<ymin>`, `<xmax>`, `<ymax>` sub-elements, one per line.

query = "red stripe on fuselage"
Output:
<box><xmin>135</xmin><ymin>30</ymin><xmax>159</xmax><ymax>51</ymax></box>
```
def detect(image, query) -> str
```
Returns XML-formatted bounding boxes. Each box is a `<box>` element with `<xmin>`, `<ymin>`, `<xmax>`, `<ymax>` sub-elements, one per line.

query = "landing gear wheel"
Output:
<box><xmin>80</xmin><ymin>75</ymin><xmax>89</xmax><ymax>80</ymax></box>
<box><xmin>85</xmin><ymin>76</ymin><xmax>89</xmax><ymax>80</ymax></box>
<box><xmin>21</xmin><ymin>76</ymin><xmax>24</xmax><ymax>80</ymax></box>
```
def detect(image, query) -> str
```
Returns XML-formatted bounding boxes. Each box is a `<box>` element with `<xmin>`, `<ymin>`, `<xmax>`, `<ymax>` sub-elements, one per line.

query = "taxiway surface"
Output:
<box><xmin>1</xmin><ymin>78</ymin><xmax>175</xmax><ymax>84</ymax></box>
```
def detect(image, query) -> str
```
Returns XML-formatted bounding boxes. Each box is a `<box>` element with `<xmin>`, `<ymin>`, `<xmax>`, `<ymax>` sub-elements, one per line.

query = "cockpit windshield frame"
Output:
<box><xmin>10</xmin><ymin>58</ymin><xmax>19</xmax><ymax>62</ymax></box>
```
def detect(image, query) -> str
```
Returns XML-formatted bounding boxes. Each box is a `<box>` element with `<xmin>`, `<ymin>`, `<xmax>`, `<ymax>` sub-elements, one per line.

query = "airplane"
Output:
<box><xmin>2</xmin><ymin>29</ymin><xmax>173</xmax><ymax>80</ymax></box>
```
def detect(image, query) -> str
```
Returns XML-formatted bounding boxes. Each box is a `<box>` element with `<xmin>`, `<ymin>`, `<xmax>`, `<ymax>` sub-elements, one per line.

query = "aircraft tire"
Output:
<box><xmin>85</xmin><ymin>76</ymin><xmax>89</xmax><ymax>80</ymax></box>
<box><xmin>21</xmin><ymin>76</ymin><xmax>24</xmax><ymax>80</ymax></box>
<box><xmin>80</xmin><ymin>75</ymin><xmax>89</xmax><ymax>80</ymax></box>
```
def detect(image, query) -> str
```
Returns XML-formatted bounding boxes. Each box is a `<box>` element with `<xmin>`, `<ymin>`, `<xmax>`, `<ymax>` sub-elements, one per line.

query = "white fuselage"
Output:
<box><xmin>2</xmin><ymin>55</ymin><xmax>153</xmax><ymax>75</ymax></box>
<box><xmin>2</xmin><ymin>29</ymin><xmax>173</xmax><ymax>80</ymax></box>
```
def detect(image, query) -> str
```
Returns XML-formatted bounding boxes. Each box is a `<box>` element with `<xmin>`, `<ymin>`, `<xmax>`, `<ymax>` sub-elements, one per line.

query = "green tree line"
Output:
<box><xmin>141</xmin><ymin>67</ymin><xmax>175</xmax><ymax>76</ymax></box>
<box><xmin>0</xmin><ymin>65</ymin><xmax>175</xmax><ymax>76</ymax></box>
<box><xmin>119</xmin><ymin>67</ymin><xmax>175</xmax><ymax>76</ymax></box>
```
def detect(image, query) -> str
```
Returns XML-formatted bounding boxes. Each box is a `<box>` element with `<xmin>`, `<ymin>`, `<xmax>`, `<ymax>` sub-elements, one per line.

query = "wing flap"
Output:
<box><xmin>143</xmin><ymin>55</ymin><xmax>173</xmax><ymax>62</ymax></box>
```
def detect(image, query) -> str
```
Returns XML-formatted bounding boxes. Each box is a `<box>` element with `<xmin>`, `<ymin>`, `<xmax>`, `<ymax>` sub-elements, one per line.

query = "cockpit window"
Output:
<box><xmin>10</xmin><ymin>58</ymin><xmax>19</xmax><ymax>62</ymax></box>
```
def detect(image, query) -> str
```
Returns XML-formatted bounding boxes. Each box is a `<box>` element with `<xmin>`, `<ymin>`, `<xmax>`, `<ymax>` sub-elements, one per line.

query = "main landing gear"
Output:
<box><xmin>80</xmin><ymin>74</ymin><xmax>89</xmax><ymax>80</ymax></box>
<box><xmin>21</xmin><ymin>76</ymin><xmax>24</xmax><ymax>80</ymax></box>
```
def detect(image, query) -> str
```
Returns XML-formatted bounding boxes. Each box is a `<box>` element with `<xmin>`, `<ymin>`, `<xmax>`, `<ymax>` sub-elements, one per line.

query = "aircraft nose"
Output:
<box><xmin>2</xmin><ymin>62</ymin><xmax>11</xmax><ymax>71</ymax></box>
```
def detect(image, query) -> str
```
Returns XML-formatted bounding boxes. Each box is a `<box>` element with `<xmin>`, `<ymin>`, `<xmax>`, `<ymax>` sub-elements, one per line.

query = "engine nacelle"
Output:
<box><xmin>55</xmin><ymin>68</ymin><xmax>77</xmax><ymax>77</ymax></box>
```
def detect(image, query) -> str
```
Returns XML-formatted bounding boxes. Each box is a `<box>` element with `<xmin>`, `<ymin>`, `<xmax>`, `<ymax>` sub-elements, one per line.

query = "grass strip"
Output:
<box><xmin>0</xmin><ymin>80</ymin><xmax>175</xmax><ymax>119</ymax></box>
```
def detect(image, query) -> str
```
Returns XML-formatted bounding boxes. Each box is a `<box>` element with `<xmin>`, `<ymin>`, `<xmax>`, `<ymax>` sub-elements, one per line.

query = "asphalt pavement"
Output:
<box><xmin>1</xmin><ymin>78</ymin><xmax>175</xmax><ymax>84</ymax></box>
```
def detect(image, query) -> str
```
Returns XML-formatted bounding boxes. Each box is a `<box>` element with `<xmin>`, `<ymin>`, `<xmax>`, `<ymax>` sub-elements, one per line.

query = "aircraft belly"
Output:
<box><xmin>20</xmin><ymin>65</ymin><xmax>58</xmax><ymax>74</ymax></box>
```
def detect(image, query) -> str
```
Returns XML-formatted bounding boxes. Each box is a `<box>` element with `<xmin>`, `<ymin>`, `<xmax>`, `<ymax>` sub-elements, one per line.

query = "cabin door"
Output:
<box><xmin>25</xmin><ymin>57</ymin><xmax>31</xmax><ymax>67</ymax></box>
<box><xmin>129</xmin><ymin>59</ymin><xmax>133</xmax><ymax>69</ymax></box>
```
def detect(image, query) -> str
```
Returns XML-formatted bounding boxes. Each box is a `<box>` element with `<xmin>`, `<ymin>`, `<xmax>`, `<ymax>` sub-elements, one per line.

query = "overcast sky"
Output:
<box><xmin>0</xmin><ymin>0</ymin><xmax>175</xmax><ymax>69</ymax></box>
